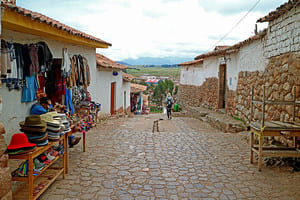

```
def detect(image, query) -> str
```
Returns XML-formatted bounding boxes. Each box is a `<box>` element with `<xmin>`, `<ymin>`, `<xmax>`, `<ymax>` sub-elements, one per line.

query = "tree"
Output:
<box><xmin>152</xmin><ymin>79</ymin><xmax>174</xmax><ymax>105</ymax></box>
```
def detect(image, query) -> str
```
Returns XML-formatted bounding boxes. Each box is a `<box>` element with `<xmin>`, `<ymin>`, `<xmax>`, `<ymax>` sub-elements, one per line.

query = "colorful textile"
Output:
<box><xmin>28</xmin><ymin>44</ymin><xmax>39</xmax><ymax>75</ymax></box>
<box><xmin>65</xmin><ymin>88</ymin><xmax>74</xmax><ymax>114</ymax></box>
<box><xmin>22</xmin><ymin>75</ymin><xmax>38</xmax><ymax>102</ymax></box>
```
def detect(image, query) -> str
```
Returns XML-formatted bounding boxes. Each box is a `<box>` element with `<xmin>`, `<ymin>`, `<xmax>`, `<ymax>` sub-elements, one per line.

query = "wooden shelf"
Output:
<box><xmin>249</xmin><ymin>86</ymin><xmax>300</xmax><ymax>171</ymax></box>
<box><xmin>9</xmin><ymin>136</ymin><xmax>66</xmax><ymax>200</ymax></box>
<box><xmin>11</xmin><ymin>155</ymin><xmax>61</xmax><ymax>181</ymax></box>
<box><xmin>12</xmin><ymin>168</ymin><xmax>64</xmax><ymax>200</ymax></box>
<box><xmin>9</xmin><ymin>141</ymin><xmax>60</xmax><ymax>160</ymax></box>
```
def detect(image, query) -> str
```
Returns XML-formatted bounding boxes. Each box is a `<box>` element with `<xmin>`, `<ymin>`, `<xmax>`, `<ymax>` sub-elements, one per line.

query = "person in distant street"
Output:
<box><xmin>164</xmin><ymin>93</ymin><xmax>174</xmax><ymax>119</ymax></box>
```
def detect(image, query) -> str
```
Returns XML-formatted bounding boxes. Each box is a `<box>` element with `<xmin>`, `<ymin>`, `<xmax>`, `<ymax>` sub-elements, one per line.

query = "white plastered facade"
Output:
<box><xmin>0</xmin><ymin>29</ymin><xmax>97</xmax><ymax>144</ymax></box>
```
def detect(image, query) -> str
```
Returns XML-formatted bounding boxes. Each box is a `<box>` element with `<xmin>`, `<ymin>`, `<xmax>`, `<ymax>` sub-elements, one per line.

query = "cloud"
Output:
<box><xmin>16</xmin><ymin>0</ymin><xmax>287</xmax><ymax>62</ymax></box>
<box><xmin>198</xmin><ymin>0</ymin><xmax>287</xmax><ymax>15</ymax></box>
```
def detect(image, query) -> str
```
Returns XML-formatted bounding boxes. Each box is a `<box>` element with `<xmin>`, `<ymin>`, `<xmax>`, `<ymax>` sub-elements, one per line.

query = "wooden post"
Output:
<box><xmin>262</xmin><ymin>86</ymin><xmax>266</xmax><ymax>127</ymax></box>
<box><xmin>83</xmin><ymin>131</ymin><xmax>86</xmax><ymax>152</ymax></box>
<box><xmin>250</xmin><ymin>131</ymin><xmax>254</xmax><ymax>164</ymax></box>
<box><xmin>250</xmin><ymin>86</ymin><xmax>254</xmax><ymax>122</ymax></box>
<box><xmin>293</xmin><ymin>86</ymin><xmax>296</xmax><ymax>122</ymax></box>
<box><xmin>28</xmin><ymin>153</ymin><xmax>33</xmax><ymax>200</ymax></box>
<box><xmin>258</xmin><ymin>134</ymin><xmax>263</xmax><ymax>171</ymax></box>
<box><xmin>62</xmin><ymin>136</ymin><xmax>66</xmax><ymax>179</ymax></box>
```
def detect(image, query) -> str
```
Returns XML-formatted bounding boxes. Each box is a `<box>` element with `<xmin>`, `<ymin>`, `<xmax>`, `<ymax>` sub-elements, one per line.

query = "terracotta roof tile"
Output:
<box><xmin>96</xmin><ymin>54</ymin><xmax>128</xmax><ymax>70</ymax></box>
<box><xmin>195</xmin><ymin>29</ymin><xmax>267</xmax><ymax>60</ymax></box>
<box><xmin>178</xmin><ymin>59</ymin><xmax>203</xmax><ymax>66</ymax></box>
<box><xmin>130</xmin><ymin>83</ymin><xmax>147</xmax><ymax>93</ymax></box>
<box><xmin>122</xmin><ymin>73</ymin><xmax>135</xmax><ymax>82</ymax></box>
<box><xmin>257</xmin><ymin>0</ymin><xmax>299</xmax><ymax>23</ymax></box>
<box><xmin>1</xmin><ymin>1</ymin><xmax>111</xmax><ymax>46</ymax></box>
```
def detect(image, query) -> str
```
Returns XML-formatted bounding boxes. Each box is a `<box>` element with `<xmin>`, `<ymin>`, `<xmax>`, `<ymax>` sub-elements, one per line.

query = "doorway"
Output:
<box><xmin>110</xmin><ymin>82</ymin><xmax>116</xmax><ymax>115</ymax></box>
<box><xmin>218</xmin><ymin>64</ymin><xmax>226</xmax><ymax>109</ymax></box>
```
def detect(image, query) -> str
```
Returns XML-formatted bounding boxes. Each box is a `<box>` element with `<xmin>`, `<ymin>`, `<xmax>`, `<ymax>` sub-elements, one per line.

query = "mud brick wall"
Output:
<box><xmin>233</xmin><ymin>52</ymin><xmax>300</xmax><ymax>124</ymax></box>
<box><xmin>178</xmin><ymin>77</ymin><xmax>218</xmax><ymax>109</ymax></box>
<box><xmin>0</xmin><ymin>123</ymin><xmax>12</xmax><ymax>200</ymax></box>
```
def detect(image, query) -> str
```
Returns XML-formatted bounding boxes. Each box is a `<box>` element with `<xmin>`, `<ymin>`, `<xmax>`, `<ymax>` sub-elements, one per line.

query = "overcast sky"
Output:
<box><xmin>18</xmin><ymin>0</ymin><xmax>286</xmax><ymax>61</ymax></box>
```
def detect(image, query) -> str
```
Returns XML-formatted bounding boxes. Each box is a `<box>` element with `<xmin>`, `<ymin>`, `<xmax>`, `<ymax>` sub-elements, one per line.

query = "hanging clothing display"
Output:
<box><xmin>21</xmin><ymin>75</ymin><xmax>38</xmax><ymax>102</ymax></box>
<box><xmin>61</xmin><ymin>48</ymin><xmax>71</xmax><ymax>78</ymax></box>
<box><xmin>37</xmin><ymin>42</ymin><xmax>53</xmax><ymax>74</ymax></box>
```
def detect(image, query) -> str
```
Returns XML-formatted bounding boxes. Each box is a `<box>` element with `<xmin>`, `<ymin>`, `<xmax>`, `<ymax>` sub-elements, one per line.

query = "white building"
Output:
<box><xmin>90</xmin><ymin>54</ymin><xmax>131</xmax><ymax>117</ymax></box>
<box><xmin>0</xmin><ymin>1</ymin><xmax>111</xmax><ymax>142</ymax></box>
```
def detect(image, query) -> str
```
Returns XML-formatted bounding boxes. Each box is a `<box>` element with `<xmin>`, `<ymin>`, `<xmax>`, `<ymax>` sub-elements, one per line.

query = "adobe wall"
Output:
<box><xmin>233</xmin><ymin>52</ymin><xmax>300</xmax><ymax>124</ymax></box>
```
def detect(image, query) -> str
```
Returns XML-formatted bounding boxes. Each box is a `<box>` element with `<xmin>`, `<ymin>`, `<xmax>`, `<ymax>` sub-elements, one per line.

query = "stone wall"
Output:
<box><xmin>263</xmin><ymin>6</ymin><xmax>300</xmax><ymax>58</ymax></box>
<box><xmin>178</xmin><ymin>77</ymin><xmax>219</xmax><ymax>109</ymax></box>
<box><xmin>233</xmin><ymin>52</ymin><xmax>300</xmax><ymax>123</ymax></box>
<box><xmin>0</xmin><ymin>123</ymin><xmax>12</xmax><ymax>200</ymax></box>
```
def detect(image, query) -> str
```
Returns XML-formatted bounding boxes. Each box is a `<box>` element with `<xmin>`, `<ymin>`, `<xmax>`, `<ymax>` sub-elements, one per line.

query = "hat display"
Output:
<box><xmin>19</xmin><ymin>115</ymin><xmax>47</xmax><ymax>128</ymax></box>
<box><xmin>40</xmin><ymin>113</ymin><xmax>61</xmax><ymax>127</ymax></box>
<box><xmin>7</xmin><ymin>133</ymin><xmax>36</xmax><ymax>150</ymax></box>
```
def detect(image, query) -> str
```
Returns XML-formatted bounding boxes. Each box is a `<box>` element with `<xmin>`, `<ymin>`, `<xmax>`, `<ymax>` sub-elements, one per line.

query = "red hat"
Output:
<box><xmin>7</xmin><ymin>133</ymin><xmax>36</xmax><ymax>150</ymax></box>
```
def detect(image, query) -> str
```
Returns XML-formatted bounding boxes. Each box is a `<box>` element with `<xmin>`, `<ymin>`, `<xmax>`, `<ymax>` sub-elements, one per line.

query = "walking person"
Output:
<box><xmin>164</xmin><ymin>93</ymin><xmax>174</xmax><ymax>119</ymax></box>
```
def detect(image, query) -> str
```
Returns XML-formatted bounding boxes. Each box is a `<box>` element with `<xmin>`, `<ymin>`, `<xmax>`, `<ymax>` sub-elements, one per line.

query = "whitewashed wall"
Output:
<box><xmin>122</xmin><ymin>81</ymin><xmax>131</xmax><ymax>111</ymax></box>
<box><xmin>0</xmin><ymin>29</ymin><xmax>96</xmax><ymax>144</ymax></box>
<box><xmin>226</xmin><ymin>39</ymin><xmax>268</xmax><ymax>90</ymax></box>
<box><xmin>180</xmin><ymin>58</ymin><xmax>219</xmax><ymax>86</ymax></box>
<box><xmin>263</xmin><ymin>6</ymin><xmax>300</xmax><ymax>58</ymax></box>
<box><xmin>89</xmin><ymin>68</ymin><xmax>123</xmax><ymax>115</ymax></box>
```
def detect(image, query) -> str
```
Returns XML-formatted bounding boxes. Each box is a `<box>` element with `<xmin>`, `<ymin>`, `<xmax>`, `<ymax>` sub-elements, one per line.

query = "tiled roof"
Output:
<box><xmin>96</xmin><ymin>54</ymin><xmax>128</xmax><ymax>70</ymax></box>
<box><xmin>1</xmin><ymin>1</ymin><xmax>111</xmax><ymax>46</ymax></box>
<box><xmin>195</xmin><ymin>29</ymin><xmax>267</xmax><ymax>60</ymax></box>
<box><xmin>131</xmin><ymin>83</ymin><xmax>147</xmax><ymax>93</ymax></box>
<box><xmin>257</xmin><ymin>0</ymin><xmax>299</xmax><ymax>23</ymax></box>
<box><xmin>178</xmin><ymin>59</ymin><xmax>203</xmax><ymax>66</ymax></box>
<box><xmin>122</xmin><ymin>73</ymin><xmax>135</xmax><ymax>82</ymax></box>
<box><xmin>214</xmin><ymin>46</ymin><xmax>231</xmax><ymax>51</ymax></box>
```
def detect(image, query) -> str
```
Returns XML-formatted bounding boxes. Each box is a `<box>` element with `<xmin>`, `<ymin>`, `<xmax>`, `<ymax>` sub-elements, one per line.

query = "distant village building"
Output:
<box><xmin>130</xmin><ymin>83</ymin><xmax>147</xmax><ymax>114</ymax></box>
<box><xmin>178</xmin><ymin>0</ymin><xmax>300</xmax><ymax>124</ymax></box>
<box><xmin>146</xmin><ymin>79</ymin><xmax>160</xmax><ymax>85</ymax></box>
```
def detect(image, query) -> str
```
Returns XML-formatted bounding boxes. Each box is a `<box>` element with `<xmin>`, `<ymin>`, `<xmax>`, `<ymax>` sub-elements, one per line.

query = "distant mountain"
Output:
<box><xmin>120</xmin><ymin>56</ymin><xmax>194</xmax><ymax>65</ymax></box>
<box><xmin>116</xmin><ymin>61</ymin><xmax>131</xmax><ymax>66</ymax></box>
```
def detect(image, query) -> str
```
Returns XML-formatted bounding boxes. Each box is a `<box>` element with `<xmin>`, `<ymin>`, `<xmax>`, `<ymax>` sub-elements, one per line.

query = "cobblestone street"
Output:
<box><xmin>41</xmin><ymin>114</ymin><xmax>300</xmax><ymax>200</ymax></box>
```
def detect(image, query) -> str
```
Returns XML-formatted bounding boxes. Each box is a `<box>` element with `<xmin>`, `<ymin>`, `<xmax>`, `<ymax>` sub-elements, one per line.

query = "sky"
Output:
<box><xmin>17</xmin><ymin>0</ymin><xmax>287</xmax><ymax>63</ymax></box>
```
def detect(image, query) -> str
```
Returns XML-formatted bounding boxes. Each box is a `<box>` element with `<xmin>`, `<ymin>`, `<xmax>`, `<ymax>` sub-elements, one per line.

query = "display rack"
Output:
<box><xmin>9</xmin><ymin>137</ymin><xmax>66</xmax><ymax>200</ymax></box>
<box><xmin>249</xmin><ymin>86</ymin><xmax>300</xmax><ymax>171</ymax></box>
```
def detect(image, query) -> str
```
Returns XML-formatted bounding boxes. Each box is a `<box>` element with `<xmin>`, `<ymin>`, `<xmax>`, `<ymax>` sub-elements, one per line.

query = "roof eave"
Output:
<box><xmin>2</xmin><ymin>7</ymin><xmax>111</xmax><ymax>48</ymax></box>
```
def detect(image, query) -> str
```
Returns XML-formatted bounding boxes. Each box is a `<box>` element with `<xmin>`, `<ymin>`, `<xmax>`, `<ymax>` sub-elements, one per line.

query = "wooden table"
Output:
<box><xmin>9</xmin><ymin>138</ymin><xmax>66</xmax><ymax>200</ymax></box>
<box><xmin>250</xmin><ymin>121</ymin><xmax>300</xmax><ymax>171</ymax></box>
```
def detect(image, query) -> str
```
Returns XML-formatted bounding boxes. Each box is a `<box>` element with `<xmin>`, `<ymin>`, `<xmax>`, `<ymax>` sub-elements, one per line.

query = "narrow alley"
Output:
<box><xmin>41</xmin><ymin>115</ymin><xmax>300</xmax><ymax>200</ymax></box>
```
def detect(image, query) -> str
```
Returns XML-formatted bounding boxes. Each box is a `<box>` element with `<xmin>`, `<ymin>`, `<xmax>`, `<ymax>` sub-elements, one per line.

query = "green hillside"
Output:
<box><xmin>126</xmin><ymin>66</ymin><xmax>181</xmax><ymax>80</ymax></box>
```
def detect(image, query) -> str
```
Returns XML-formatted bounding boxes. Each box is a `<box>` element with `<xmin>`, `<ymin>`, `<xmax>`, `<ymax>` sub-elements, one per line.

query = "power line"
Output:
<box><xmin>206</xmin><ymin>0</ymin><xmax>261</xmax><ymax>52</ymax></box>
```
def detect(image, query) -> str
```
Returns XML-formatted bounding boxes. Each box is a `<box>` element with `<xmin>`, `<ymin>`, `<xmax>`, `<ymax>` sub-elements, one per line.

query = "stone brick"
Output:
<box><xmin>0</xmin><ymin>168</ymin><xmax>11</xmax><ymax>198</ymax></box>
<box><xmin>0</xmin><ymin>154</ymin><xmax>8</xmax><ymax>168</ymax></box>
<box><xmin>0</xmin><ymin>135</ymin><xmax>6</xmax><ymax>157</ymax></box>
<box><xmin>178</xmin><ymin>77</ymin><xmax>218</xmax><ymax>109</ymax></box>
<box><xmin>0</xmin><ymin>191</ymin><xmax>12</xmax><ymax>200</ymax></box>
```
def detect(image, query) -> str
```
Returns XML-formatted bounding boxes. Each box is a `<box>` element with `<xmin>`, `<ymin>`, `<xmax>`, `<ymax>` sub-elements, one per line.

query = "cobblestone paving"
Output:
<box><xmin>41</xmin><ymin>114</ymin><xmax>300</xmax><ymax>200</ymax></box>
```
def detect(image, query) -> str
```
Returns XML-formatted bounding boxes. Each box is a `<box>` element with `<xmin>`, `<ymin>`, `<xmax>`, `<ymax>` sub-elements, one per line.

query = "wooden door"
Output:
<box><xmin>218</xmin><ymin>64</ymin><xmax>226</xmax><ymax>109</ymax></box>
<box><xmin>110</xmin><ymin>82</ymin><xmax>115</xmax><ymax>115</ymax></box>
